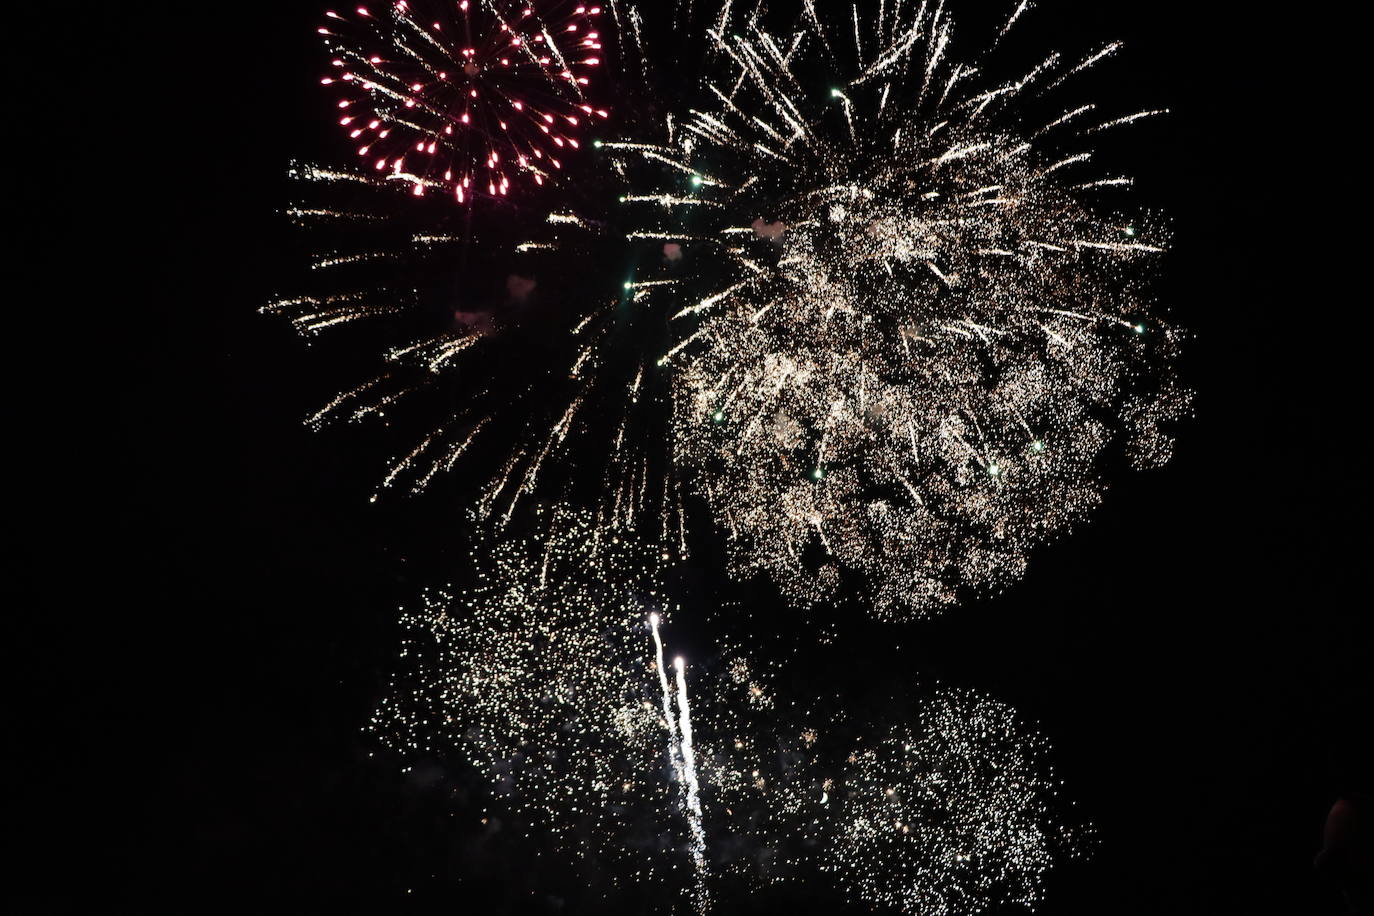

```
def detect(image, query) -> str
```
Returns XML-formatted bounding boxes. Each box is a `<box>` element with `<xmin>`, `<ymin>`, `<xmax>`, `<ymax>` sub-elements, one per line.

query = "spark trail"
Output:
<box><xmin>649</xmin><ymin>613</ymin><xmax>686</xmax><ymax>788</ymax></box>
<box><xmin>675</xmin><ymin>655</ymin><xmax>710</xmax><ymax>913</ymax></box>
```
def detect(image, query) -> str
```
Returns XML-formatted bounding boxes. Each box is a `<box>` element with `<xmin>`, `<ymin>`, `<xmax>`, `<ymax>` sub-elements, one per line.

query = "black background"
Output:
<box><xmin>16</xmin><ymin>1</ymin><xmax>1367</xmax><ymax>912</ymax></box>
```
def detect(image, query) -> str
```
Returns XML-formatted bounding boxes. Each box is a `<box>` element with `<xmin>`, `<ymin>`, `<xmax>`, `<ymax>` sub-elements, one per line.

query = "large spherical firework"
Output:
<box><xmin>319</xmin><ymin>0</ymin><xmax>609</xmax><ymax>202</ymax></box>
<box><xmin>601</xmin><ymin>2</ymin><xmax>1188</xmax><ymax>618</ymax></box>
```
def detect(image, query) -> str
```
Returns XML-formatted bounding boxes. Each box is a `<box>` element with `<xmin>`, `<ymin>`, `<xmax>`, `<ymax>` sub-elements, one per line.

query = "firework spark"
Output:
<box><xmin>595</xmin><ymin>1</ymin><xmax>1187</xmax><ymax>618</ymax></box>
<box><xmin>319</xmin><ymin>0</ymin><xmax>609</xmax><ymax>202</ymax></box>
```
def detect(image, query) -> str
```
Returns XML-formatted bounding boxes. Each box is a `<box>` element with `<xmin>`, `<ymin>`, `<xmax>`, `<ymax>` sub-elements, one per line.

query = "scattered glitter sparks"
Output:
<box><xmin>374</xmin><ymin>544</ymin><xmax>1079</xmax><ymax>909</ymax></box>
<box><xmin>278</xmin><ymin>2</ymin><xmax>1186</xmax><ymax>603</ymax></box>
<box><xmin>370</xmin><ymin>506</ymin><xmax>682</xmax><ymax>877</ymax></box>
<box><xmin>826</xmin><ymin>691</ymin><xmax>1077</xmax><ymax>915</ymax></box>
<box><xmin>319</xmin><ymin>0</ymin><xmax>608</xmax><ymax>202</ymax></box>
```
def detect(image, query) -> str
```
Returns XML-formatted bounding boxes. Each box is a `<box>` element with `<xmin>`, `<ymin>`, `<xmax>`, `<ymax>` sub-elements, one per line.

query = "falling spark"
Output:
<box><xmin>675</xmin><ymin>655</ymin><xmax>710</xmax><ymax>912</ymax></box>
<box><xmin>649</xmin><ymin>613</ymin><xmax>685</xmax><ymax>788</ymax></box>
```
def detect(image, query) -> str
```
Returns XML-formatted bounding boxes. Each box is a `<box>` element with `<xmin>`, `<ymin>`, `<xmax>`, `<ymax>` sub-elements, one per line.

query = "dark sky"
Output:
<box><xmin>17</xmin><ymin>1</ymin><xmax>1368</xmax><ymax>913</ymax></box>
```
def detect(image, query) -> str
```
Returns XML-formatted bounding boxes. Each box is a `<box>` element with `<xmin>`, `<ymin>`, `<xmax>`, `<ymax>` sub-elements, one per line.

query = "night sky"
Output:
<box><xmin>17</xmin><ymin>1</ymin><xmax>1368</xmax><ymax>913</ymax></box>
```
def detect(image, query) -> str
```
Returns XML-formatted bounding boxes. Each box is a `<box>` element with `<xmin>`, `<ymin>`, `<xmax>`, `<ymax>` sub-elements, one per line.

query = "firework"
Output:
<box><xmin>270</xmin><ymin>0</ymin><xmax>744</xmax><ymax>543</ymax></box>
<box><xmin>674</xmin><ymin>656</ymin><xmax>711</xmax><ymax>911</ymax></box>
<box><xmin>318</xmin><ymin>0</ymin><xmax>609</xmax><ymax>202</ymax></box>
<box><xmin>369</xmin><ymin>507</ymin><xmax>771</xmax><ymax>894</ymax></box>
<box><xmin>264</xmin><ymin>162</ymin><xmax>700</xmax><ymax>547</ymax></box>
<box><xmin>274</xmin><ymin>2</ymin><xmax>769</xmax><ymax>538</ymax></box>
<box><xmin>649</xmin><ymin>613</ymin><xmax>686</xmax><ymax>790</ymax></box>
<box><xmin>286</xmin><ymin>3</ymin><xmax>1103</xmax><ymax>908</ymax></box>
<box><xmin>369</xmin><ymin>506</ymin><xmax>682</xmax><ymax>876</ymax></box>
<box><xmin>825</xmin><ymin>690</ymin><xmax>1076</xmax><ymax>915</ymax></box>
<box><xmin>684</xmin><ymin>643</ymin><xmax>839</xmax><ymax>889</ymax></box>
<box><xmin>283</xmin><ymin>2</ymin><xmax>1185</xmax><ymax>613</ymax></box>
<box><xmin>596</xmin><ymin>1</ymin><xmax>1188</xmax><ymax>618</ymax></box>
<box><xmin>682</xmin><ymin>654</ymin><xmax>1079</xmax><ymax>910</ymax></box>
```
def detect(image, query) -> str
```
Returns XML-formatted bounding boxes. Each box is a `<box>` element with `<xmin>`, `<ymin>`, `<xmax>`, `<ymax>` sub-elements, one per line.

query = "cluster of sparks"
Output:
<box><xmin>372</xmin><ymin>515</ymin><xmax>1073</xmax><ymax>911</ymax></box>
<box><xmin>826</xmin><ymin>692</ymin><xmax>1073</xmax><ymax>915</ymax></box>
<box><xmin>370</xmin><ymin>507</ymin><xmax>683</xmax><ymax>879</ymax></box>
<box><xmin>319</xmin><ymin>0</ymin><xmax>608</xmax><ymax>202</ymax></box>
<box><xmin>592</xmin><ymin>1</ymin><xmax>1187</xmax><ymax>618</ymax></box>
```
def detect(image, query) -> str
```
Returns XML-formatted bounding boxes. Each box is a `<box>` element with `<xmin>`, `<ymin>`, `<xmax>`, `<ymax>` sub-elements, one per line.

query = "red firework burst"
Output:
<box><xmin>319</xmin><ymin>1</ymin><xmax>608</xmax><ymax>202</ymax></box>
